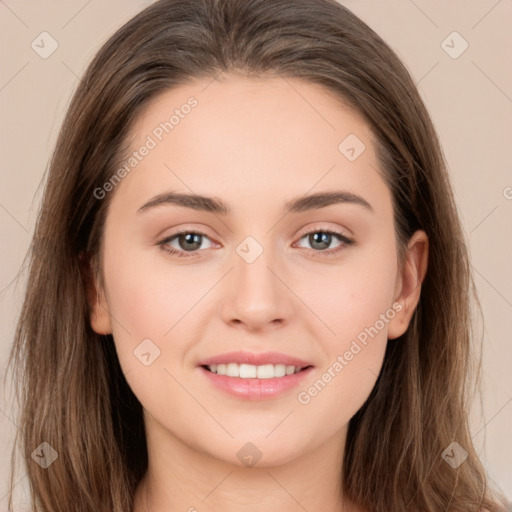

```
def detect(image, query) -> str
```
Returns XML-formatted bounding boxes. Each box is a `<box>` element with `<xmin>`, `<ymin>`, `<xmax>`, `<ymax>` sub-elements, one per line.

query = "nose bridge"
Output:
<box><xmin>222</xmin><ymin>233</ymin><xmax>292</xmax><ymax>329</ymax></box>
<box><xmin>233</xmin><ymin>233</ymin><xmax>279</xmax><ymax>296</ymax></box>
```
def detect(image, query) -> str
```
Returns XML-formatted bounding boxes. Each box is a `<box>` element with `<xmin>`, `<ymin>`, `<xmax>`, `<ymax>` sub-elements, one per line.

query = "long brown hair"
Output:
<box><xmin>8</xmin><ymin>0</ymin><xmax>510</xmax><ymax>510</ymax></box>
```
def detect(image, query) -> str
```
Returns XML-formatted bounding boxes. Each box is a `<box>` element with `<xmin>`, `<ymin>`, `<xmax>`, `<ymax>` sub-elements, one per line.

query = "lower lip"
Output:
<box><xmin>198</xmin><ymin>366</ymin><xmax>314</xmax><ymax>400</ymax></box>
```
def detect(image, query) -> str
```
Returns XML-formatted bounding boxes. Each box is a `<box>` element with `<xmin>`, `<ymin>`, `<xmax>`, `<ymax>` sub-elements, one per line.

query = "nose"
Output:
<box><xmin>221</xmin><ymin>243</ymin><xmax>294</xmax><ymax>332</ymax></box>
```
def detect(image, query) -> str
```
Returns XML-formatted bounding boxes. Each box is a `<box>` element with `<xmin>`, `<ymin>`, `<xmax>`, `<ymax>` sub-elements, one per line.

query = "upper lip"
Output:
<box><xmin>198</xmin><ymin>351</ymin><xmax>313</xmax><ymax>368</ymax></box>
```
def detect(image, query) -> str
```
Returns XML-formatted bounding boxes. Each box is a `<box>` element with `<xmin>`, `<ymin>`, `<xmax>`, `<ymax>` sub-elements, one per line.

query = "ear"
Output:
<box><xmin>387</xmin><ymin>230</ymin><xmax>429</xmax><ymax>340</ymax></box>
<box><xmin>79</xmin><ymin>251</ymin><xmax>112</xmax><ymax>335</ymax></box>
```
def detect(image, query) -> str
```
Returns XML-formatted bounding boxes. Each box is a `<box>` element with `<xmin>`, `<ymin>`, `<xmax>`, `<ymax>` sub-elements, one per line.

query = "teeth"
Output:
<box><xmin>226</xmin><ymin>363</ymin><xmax>239</xmax><ymax>377</ymax></box>
<box><xmin>206</xmin><ymin>363</ymin><xmax>304</xmax><ymax>378</ymax></box>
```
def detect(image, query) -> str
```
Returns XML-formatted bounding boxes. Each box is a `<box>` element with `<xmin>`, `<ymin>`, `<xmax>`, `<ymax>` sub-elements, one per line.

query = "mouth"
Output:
<box><xmin>196</xmin><ymin>351</ymin><xmax>314</xmax><ymax>399</ymax></box>
<box><xmin>198</xmin><ymin>360</ymin><xmax>314</xmax><ymax>400</ymax></box>
<box><xmin>201</xmin><ymin>363</ymin><xmax>313</xmax><ymax>379</ymax></box>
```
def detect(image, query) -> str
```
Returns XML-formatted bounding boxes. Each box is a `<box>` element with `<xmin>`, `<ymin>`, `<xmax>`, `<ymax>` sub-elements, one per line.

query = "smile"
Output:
<box><xmin>204</xmin><ymin>363</ymin><xmax>308</xmax><ymax>379</ymax></box>
<box><xmin>199</xmin><ymin>365</ymin><xmax>314</xmax><ymax>400</ymax></box>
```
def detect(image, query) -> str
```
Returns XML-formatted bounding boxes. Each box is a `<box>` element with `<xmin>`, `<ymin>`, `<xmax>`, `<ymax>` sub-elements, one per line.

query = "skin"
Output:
<box><xmin>88</xmin><ymin>73</ymin><xmax>428</xmax><ymax>512</ymax></box>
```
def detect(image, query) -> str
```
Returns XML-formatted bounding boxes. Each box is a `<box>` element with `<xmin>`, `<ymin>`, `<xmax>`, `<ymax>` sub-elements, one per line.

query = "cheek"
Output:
<box><xmin>103</xmin><ymin>240</ymin><xmax>207</xmax><ymax>340</ymax></box>
<box><xmin>99</xmin><ymin>238</ymin><xmax>190</xmax><ymax>386</ymax></box>
<box><xmin>102</xmin><ymin>248</ymin><xmax>202</xmax><ymax>422</ymax></box>
<box><xmin>295</xmin><ymin>235</ymin><xmax>398</xmax><ymax>339</ymax></box>
<box><xmin>294</xmin><ymin>241</ymin><xmax>397</xmax><ymax>407</ymax></box>
<box><xmin>295</xmin><ymin>268</ymin><xmax>395</xmax><ymax>421</ymax></box>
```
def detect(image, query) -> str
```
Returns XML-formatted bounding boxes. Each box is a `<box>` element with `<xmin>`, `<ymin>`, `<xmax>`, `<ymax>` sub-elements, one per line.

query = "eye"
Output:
<box><xmin>158</xmin><ymin>230</ymin><xmax>215</xmax><ymax>259</ymax></box>
<box><xmin>157</xmin><ymin>227</ymin><xmax>354</xmax><ymax>259</ymax></box>
<box><xmin>294</xmin><ymin>228</ymin><xmax>354</xmax><ymax>257</ymax></box>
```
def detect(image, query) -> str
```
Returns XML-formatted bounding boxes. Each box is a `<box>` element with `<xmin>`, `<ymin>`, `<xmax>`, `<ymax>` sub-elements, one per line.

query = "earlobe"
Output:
<box><xmin>79</xmin><ymin>252</ymin><xmax>112</xmax><ymax>335</ymax></box>
<box><xmin>90</xmin><ymin>285</ymin><xmax>113</xmax><ymax>335</ymax></box>
<box><xmin>387</xmin><ymin>230</ymin><xmax>429</xmax><ymax>340</ymax></box>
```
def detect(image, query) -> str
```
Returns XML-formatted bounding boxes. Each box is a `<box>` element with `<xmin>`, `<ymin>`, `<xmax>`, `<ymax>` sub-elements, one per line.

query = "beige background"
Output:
<box><xmin>1</xmin><ymin>0</ymin><xmax>511</xmax><ymax>506</ymax></box>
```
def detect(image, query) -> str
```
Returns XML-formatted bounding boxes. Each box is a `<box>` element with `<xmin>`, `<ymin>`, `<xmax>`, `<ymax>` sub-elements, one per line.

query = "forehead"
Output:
<box><xmin>130</xmin><ymin>74</ymin><xmax>371</xmax><ymax>156</ymax></box>
<box><xmin>112</xmin><ymin>74</ymin><xmax>390</xmax><ymax>217</ymax></box>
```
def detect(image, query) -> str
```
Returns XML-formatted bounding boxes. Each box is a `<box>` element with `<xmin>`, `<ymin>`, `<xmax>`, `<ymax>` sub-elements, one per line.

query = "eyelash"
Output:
<box><xmin>157</xmin><ymin>228</ymin><xmax>354</xmax><ymax>259</ymax></box>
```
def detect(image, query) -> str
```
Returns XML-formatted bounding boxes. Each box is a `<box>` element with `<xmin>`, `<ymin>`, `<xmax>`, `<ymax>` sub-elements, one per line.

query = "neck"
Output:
<box><xmin>133</xmin><ymin>413</ymin><xmax>358</xmax><ymax>512</ymax></box>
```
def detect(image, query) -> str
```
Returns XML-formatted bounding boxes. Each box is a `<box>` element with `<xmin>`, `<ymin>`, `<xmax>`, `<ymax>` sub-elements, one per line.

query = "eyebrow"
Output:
<box><xmin>137</xmin><ymin>190</ymin><xmax>373</xmax><ymax>215</ymax></box>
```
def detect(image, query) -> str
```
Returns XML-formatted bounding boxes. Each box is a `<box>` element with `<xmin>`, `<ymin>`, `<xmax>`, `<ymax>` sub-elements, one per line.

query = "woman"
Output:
<box><xmin>8</xmin><ymin>0</ymin><xmax>510</xmax><ymax>510</ymax></box>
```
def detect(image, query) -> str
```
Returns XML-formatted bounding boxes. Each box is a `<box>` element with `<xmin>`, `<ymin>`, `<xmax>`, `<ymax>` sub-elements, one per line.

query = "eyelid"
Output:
<box><xmin>157</xmin><ymin>224</ymin><xmax>218</xmax><ymax>243</ymax></box>
<box><xmin>157</xmin><ymin>227</ymin><xmax>218</xmax><ymax>248</ymax></box>
<box><xmin>295</xmin><ymin>222</ymin><xmax>353</xmax><ymax>240</ymax></box>
<box><xmin>156</xmin><ymin>223</ymin><xmax>354</xmax><ymax>258</ymax></box>
<box><xmin>159</xmin><ymin>222</ymin><xmax>352</xmax><ymax>242</ymax></box>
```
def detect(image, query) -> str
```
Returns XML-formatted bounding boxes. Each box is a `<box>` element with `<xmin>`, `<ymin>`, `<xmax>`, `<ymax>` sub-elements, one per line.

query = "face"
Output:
<box><xmin>90</xmin><ymin>74</ymin><xmax>426</xmax><ymax>468</ymax></box>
